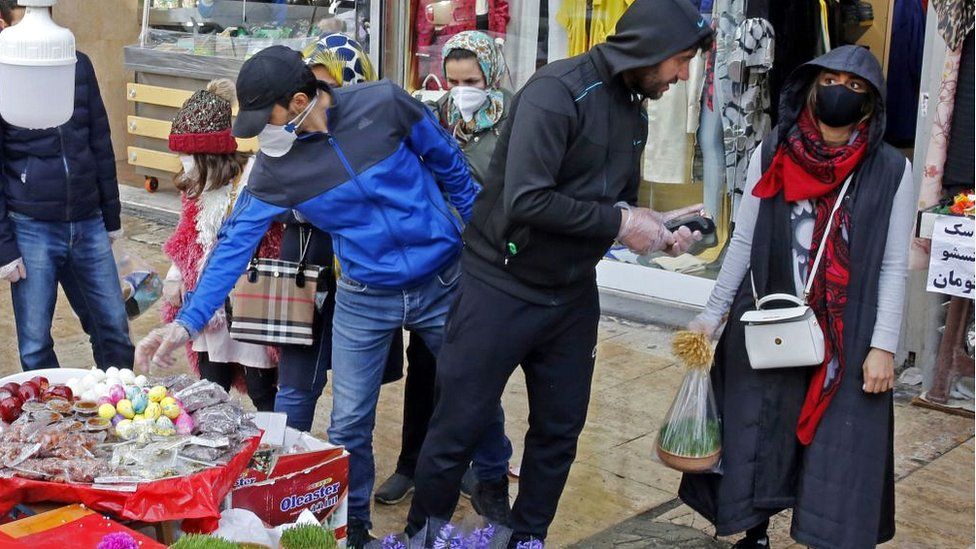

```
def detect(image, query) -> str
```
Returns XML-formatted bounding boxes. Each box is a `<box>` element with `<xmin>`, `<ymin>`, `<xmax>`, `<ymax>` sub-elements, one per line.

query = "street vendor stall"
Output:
<box><xmin>123</xmin><ymin>0</ymin><xmax>380</xmax><ymax>192</ymax></box>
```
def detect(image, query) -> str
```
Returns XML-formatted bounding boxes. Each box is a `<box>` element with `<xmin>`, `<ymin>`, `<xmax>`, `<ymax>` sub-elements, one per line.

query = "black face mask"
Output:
<box><xmin>815</xmin><ymin>83</ymin><xmax>868</xmax><ymax>128</ymax></box>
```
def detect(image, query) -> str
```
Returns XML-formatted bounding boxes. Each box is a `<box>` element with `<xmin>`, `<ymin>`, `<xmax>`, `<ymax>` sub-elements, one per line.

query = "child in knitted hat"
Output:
<box><xmin>160</xmin><ymin>78</ymin><xmax>282</xmax><ymax>410</ymax></box>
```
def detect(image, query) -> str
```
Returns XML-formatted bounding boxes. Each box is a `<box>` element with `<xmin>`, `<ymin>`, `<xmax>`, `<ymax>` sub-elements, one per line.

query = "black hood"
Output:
<box><xmin>593</xmin><ymin>0</ymin><xmax>713</xmax><ymax>77</ymax></box>
<box><xmin>775</xmin><ymin>45</ymin><xmax>888</xmax><ymax>151</ymax></box>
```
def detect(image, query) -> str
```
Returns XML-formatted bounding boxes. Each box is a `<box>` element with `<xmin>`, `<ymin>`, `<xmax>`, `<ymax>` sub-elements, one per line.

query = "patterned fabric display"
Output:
<box><xmin>933</xmin><ymin>0</ymin><xmax>975</xmax><ymax>51</ymax></box>
<box><xmin>302</xmin><ymin>33</ymin><xmax>376</xmax><ymax>86</ymax></box>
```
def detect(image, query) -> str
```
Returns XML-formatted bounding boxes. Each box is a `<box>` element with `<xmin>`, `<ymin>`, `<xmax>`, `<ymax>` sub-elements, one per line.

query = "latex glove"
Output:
<box><xmin>162</xmin><ymin>279</ymin><xmax>183</xmax><ymax>307</ymax></box>
<box><xmin>108</xmin><ymin>229</ymin><xmax>124</xmax><ymax>243</ymax></box>
<box><xmin>617</xmin><ymin>207</ymin><xmax>672</xmax><ymax>255</ymax></box>
<box><xmin>206</xmin><ymin>308</ymin><xmax>227</xmax><ymax>331</ymax></box>
<box><xmin>862</xmin><ymin>347</ymin><xmax>895</xmax><ymax>393</ymax></box>
<box><xmin>135</xmin><ymin>323</ymin><xmax>190</xmax><ymax>371</ymax></box>
<box><xmin>0</xmin><ymin>258</ymin><xmax>26</xmax><ymax>283</ymax></box>
<box><xmin>657</xmin><ymin>204</ymin><xmax>705</xmax><ymax>257</ymax></box>
<box><xmin>688</xmin><ymin>313</ymin><xmax>722</xmax><ymax>341</ymax></box>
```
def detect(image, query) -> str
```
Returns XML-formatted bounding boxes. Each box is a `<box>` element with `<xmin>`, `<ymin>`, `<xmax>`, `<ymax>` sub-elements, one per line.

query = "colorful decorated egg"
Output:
<box><xmin>125</xmin><ymin>386</ymin><xmax>141</xmax><ymax>401</ymax></box>
<box><xmin>147</xmin><ymin>386</ymin><xmax>167</xmax><ymax>402</ymax></box>
<box><xmin>155</xmin><ymin>416</ymin><xmax>175</xmax><ymax>435</ymax></box>
<box><xmin>97</xmin><ymin>403</ymin><xmax>116</xmax><ymax>419</ymax></box>
<box><xmin>111</xmin><ymin>414</ymin><xmax>125</xmax><ymax>426</ymax></box>
<box><xmin>108</xmin><ymin>384</ymin><xmax>126</xmax><ymax>404</ymax></box>
<box><xmin>161</xmin><ymin>402</ymin><xmax>181</xmax><ymax>420</ymax></box>
<box><xmin>143</xmin><ymin>401</ymin><xmax>162</xmax><ymax>421</ymax></box>
<box><xmin>116</xmin><ymin>399</ymin><xmax>135</xmax><ymax>419</ymax></box>
<box><xmin>115</xmin><ymin>419</ymin><xmax>135</xmax><ymax>439</ymax></box>
<box><xmin>96</xmin><ymin>396</ymin><xmax>113</xmax><ymax>407</ymax></box>
<box><xmin>132</xmin><ymin>393</ymin><xmax>148</xmax><ymax>414</ymax></box>
<box><xmin>175</xmin><ymin>412</ymin><xmax>194</xmax><ymax>435</ymax></box>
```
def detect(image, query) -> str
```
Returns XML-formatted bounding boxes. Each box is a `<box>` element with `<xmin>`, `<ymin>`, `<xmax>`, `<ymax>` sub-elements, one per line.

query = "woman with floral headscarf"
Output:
<box><xmin>435</xmin><ymin>30</ymin><xmax>512</xmax><ymax>183</ymax></box>
<box><xmin>374</xmin><ymin>31</ymin><xmax>515</xmax><ymax>526</ymax></box>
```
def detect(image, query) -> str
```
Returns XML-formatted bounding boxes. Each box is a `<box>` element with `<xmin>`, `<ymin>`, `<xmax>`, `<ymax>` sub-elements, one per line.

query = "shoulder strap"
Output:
<box><xmin>760</xmin><ymin>127</ymin><xmax>781</xmax><ymax>174</ymax></box>
<box><xmin>803</xmin><ymin>172</ymin><xmax>855</xmax><ymax>302</ymax></box>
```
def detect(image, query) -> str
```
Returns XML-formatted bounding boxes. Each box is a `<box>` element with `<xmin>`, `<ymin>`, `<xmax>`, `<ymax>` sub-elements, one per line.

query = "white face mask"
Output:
<box><xmin>257</xmin><ymin>95</ymin><xmax>318</xmax><ymax>158</ymax></box>
<box><xmin>450</xmin><ymin>86</ymin><xmax>489</xmax><ymax>123</ymax></box>
<box><xmin>179</xmin><ymin>154</ymin><xmax>196</xmax><ymax>178</ymax></box>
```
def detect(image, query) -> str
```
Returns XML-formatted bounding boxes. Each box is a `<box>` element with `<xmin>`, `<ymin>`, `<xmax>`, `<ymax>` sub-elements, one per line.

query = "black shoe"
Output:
<box><xmin>375</xmin><ymin>472</ymin><xmax>415</xmax><ymax>505</ymax></box>
<box><xmin>347</xmin><ymin>520</ymin><xmax>376</xmax><ymax>549</ymax></box>
<box><xmin>471</xmin><ymin>475</ymin><xmax>512</xmax><ymax>526</ymax></box>
<box><xmin>459</xmin><ymin>466</ymin><xmax>477</xmax><ymax>499</ymax></box>
<box><xmin>732</xmin><ymin>535</ymin><xmax>769</xmax><ymax>549</ymax></box>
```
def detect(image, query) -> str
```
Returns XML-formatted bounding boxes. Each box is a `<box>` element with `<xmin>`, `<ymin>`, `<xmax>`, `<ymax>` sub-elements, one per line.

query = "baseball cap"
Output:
<box><xmin>233</xmin><ymin>46</ymin><xmax>307</xmax><ymax>138</ymax></box>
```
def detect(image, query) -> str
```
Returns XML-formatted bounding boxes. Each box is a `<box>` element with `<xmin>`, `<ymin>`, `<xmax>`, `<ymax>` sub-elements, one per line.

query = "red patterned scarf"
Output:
<box><xmin>753</xmin><ymin>108</ymin><xmax>869</xmax><ymax>201</ymax></box>
<box><xmin>796</xmin><ymin>190</ymin><xmax>852</xmax><ymax>445</ymax></box>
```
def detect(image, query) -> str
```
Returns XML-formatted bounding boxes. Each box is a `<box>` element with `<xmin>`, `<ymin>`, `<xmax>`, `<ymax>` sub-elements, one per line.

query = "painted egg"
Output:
<box><xmin>143</xmin><ymin>401</ymin><xmax>161</xmax><ymax>420</ymax></box>
<box><xmin>111</xmin><ymin>414</ymin><xmax>125</xmax><ymax>426</ymax></box>
<box><xmin>132</xmin><ymin>393</ymin><xmax>148</xmax><ymax>414</ymax></box>
<box><xmin>147</xmin><ymin>386</ymin><xmax>167</xmax><ymax>402</ymax></box>
<box><xmin>155</xmin><ymin>416</ymin><xmax>175</xmax><ymax>435</ymax></box>
<box><xmin>106</xmin><ymin>367</ymin><xmax>119</xmax><ymax>378</ymax></box>
<box><xmin>134</xmin><ymin>375</ymin><xmax>148</xmax><ymax>387</ymax></box>
<box><xmin>161</xmin><ymin>402</ymin><xmax>181</xmax><ymax>419</ymax></box>
<box><xmin>116</xmin><ymin>399</ymin><xmax>135</xmax><ymax>419</ymax></box>
<box><xmin>97</xmin><ymin>396</ymin><xmax>113</xmax><ymax>407</ymax></box>
<box><xmin>160</xmin><ymin>396</ymin><xmax>176</xmax><ymax>408</ymax></box>
<box><xmin>175</xmin><ymin>413</ymin><xmax>194</xmax><ymax>435</ymax></box>
<box><xmin>115</xmin><ymin>419</ymin><xmax>135</xmax><ymax>439</ymax></box>
<box><xmin>126</xmin><ymin>386</ymin><xmax>141</xmax><ymax>400</ymax></box>
<box><xmin>97</xmin><ymin>403</ymin><xmax>116</xmax><ymax>419</ymax></box>
<box><xmin>108</xmin><ymin>385</ymin><xmax>126</xmax><ymax>404</ymax></box>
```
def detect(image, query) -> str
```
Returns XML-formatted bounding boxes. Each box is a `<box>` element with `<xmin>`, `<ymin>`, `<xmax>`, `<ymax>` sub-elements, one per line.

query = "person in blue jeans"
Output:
<box><xmin>135</xmin><ymin>46</ymin><xmax>504</xmax><ymax>548</ymax></box>
<box><xmin>0</xmin><ymin>43</ymin><xmax>133</xmax><ymax>371</ymax></box>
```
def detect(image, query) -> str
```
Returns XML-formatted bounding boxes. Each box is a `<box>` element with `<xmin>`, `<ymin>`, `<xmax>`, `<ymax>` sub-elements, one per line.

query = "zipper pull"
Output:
<box><xmin>503</xmin><ymin>241</ymin><xmax>517</xmax><ymax>265</ymax></box>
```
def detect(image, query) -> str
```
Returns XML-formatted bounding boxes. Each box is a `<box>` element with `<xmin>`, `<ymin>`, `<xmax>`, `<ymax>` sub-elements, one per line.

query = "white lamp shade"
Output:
<box><xmin>0</xmin><ymin>4</ymin><xmax>76</xmax><ymax>129</ymax></box>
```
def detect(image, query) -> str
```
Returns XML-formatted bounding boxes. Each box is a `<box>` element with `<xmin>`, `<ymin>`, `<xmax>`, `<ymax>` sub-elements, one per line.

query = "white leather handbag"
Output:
<box><xmin>740</xmin><ymin>173</ymin><xmax>853</xmax><ymax>370</ymax></box>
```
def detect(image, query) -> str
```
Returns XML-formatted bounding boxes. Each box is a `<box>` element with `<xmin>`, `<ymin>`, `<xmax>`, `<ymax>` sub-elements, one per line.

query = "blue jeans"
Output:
<box><xmin>329</xmin><ymin>259</ymin><xmax>506</xmax><ymax>527</ymax></box>
<box><xmin>8</xmin><ymin>213</ymin><xmax>134</xmax><ymax>370</ymax></box>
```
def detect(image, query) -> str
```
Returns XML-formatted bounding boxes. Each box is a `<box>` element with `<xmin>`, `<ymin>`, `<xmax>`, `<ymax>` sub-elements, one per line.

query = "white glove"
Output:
<box><xmin>688</xmin><ymin>313</ymin><xmax>722</xmax><ymax>341</ymax></box>
<box><xmin>0</xmin><ymin>258</ymin><xmax>26</xmax><ymax>283</ymax></box>
<box><xmin>135</xmin><ymin>323</ymin><xmax>190</xmax><ymax>371</ymax></box>
<box><xmin>162</xmin><ymin>279</ymin><xmax>183</xmax><ymax>307</ymax></box>
<box><xmin>108</xmin><ymin>229</ymin><xmax>124</xmax><ymax>243</ymax></box>
<box><xmin>617</xmin><ymin>204</ymin><xmax>704</xmax><ymax>256</ymax></box>
<box><xmin>206</xmin><ymin>308</ymin><xmax>227</xmax><ymax>331</ymax></box>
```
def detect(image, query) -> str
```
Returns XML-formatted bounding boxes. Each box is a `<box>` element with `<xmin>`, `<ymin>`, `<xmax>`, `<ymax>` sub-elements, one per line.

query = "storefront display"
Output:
<box><xmin>124</xmin><ymin>0</ymin><xmax>382</xmax><ymax>191</ymax></box>
<box><xmin>397</xmin><ymin>0</ymin><xmax>901</xmax><ymax>305</ymax></box>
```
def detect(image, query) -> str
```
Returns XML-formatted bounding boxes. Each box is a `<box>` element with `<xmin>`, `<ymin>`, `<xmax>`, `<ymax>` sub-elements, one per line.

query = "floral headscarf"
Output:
<box><xmin>442</xmin><ymin>31</ymin><xmax>508</xmax><ymax>141</ymax></box>
<box><xmin>302</xmin><ymin>33</ymin><xmax>376</xmax><ymax>87</ymax></box>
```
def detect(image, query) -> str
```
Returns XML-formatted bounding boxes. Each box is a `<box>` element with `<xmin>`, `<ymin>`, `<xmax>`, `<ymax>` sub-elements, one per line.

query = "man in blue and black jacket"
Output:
<box><xmin>136</xmin><ymin>46</ymin><xmax>480</xmax><ymax>547</ymax></box>
<box><xmin>407</xmin><ymin>0</ymin><xmax>712</xmax><ymax>544</ymax></box>
<box><xmin>0</xmin><ymin>39</ymin><xmax>132</xmax><ymax>370</ymax></box>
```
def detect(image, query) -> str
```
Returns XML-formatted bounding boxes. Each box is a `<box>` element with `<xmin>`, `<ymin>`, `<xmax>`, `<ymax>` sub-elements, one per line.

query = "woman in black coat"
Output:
<box><xmin>680</xmin><ymin>46</ymin><xmax>915</xmax><ymax>549</ymax></box>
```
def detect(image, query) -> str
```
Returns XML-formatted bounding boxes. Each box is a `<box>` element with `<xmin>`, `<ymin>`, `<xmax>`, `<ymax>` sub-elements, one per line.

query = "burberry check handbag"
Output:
<box><xmin>228</xmin><ymin>227</ymin><xmax>324</xmax><ymax>346</ymax></box>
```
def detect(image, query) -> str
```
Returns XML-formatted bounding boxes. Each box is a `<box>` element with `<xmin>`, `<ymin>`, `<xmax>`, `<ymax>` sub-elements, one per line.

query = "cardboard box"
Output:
<box><xmin>232</xmin><ymin>414</ymin><xmax>349</xmax><ymax>542</ymax></box>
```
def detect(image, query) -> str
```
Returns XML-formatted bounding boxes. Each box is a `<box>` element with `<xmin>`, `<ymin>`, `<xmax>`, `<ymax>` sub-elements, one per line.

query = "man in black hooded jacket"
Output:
<box><xmin>405</xmin><ymin>0</ymin><xmax>714</xmax><ymax>542</ymax></box>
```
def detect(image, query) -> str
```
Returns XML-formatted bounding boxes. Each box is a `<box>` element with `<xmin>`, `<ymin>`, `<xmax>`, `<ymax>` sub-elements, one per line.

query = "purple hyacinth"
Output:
<box><xmin>465</xmin><ymin>524</ymin><xmax>496</xmax><ymax>549</ymax></box>
<box><xmin>96</xmin><ymin>532</ymin><xmax>138</xmax><ymax>549</ymax></box>
<box><xmin>515</xmin><ymin>540</ymin><xmax>544</xmax><ymax>549</ymax></box>
<box><xmin>381</xmin><ymin>534</ymin><xmax>407</xmax><ymax>549</ymax></box>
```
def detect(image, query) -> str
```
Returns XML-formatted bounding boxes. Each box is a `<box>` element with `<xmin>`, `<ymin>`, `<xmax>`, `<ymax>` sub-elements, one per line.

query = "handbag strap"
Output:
<box><xmin>802</xmin><ymin>172</ymin><xmax>854</xmax><ymax>302</ymax></box>
<box><xmin>749</xmin><ymin>171</ymin><xmax>855</xmax><ymax>307</ymax></box>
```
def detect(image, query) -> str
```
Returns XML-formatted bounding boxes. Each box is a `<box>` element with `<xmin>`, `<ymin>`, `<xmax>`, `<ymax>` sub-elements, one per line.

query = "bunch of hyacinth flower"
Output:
<box><xmin>380</xmin><ymin>524</ymin><xmax>544</xmax><ymax>549</ymax></box>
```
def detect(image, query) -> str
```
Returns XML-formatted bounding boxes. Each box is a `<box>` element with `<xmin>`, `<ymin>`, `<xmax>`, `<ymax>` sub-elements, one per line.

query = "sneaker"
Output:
<box><xmin>375</xmin><ymin>472</ymin><xmax>415</xmax><ymax>505</ymax></box>
<box><xmin>471</xmin><ymin>475</ymin><xmax>512</xmax><ymax>526</ymax></box>
<box><xmin>459</xmin><ymin>466</ymin><xmax>477</xmax><ymax>499</ymax></box>
<box><xmin>732</xmin><ymin>535</ymin><xmax>769</xmax><ymax>548</ymax></box>
<box><xmin>346</xmin><ymin>520</ymin><xmax>376</xmax><ymax>549</ymax></box>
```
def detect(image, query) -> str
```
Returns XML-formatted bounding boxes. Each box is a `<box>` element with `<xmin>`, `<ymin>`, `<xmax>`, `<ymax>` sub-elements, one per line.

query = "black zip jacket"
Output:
<box><xmin>461</xmin><ymin>0</ymin><xmax>712</xmax><ymax>305</ymax></box>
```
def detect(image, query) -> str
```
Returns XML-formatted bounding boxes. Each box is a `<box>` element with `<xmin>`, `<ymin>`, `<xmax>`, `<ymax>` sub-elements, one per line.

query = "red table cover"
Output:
<box><xmin>0</xmin><ymin>435</ymin><xmax>260</xmax><ymax>533</ymax></box>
